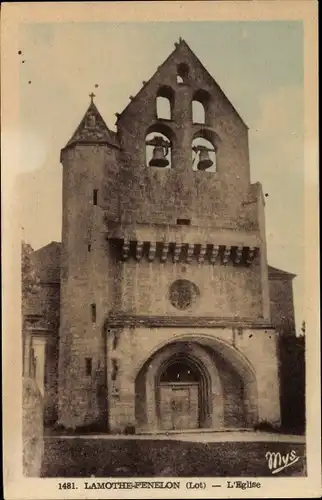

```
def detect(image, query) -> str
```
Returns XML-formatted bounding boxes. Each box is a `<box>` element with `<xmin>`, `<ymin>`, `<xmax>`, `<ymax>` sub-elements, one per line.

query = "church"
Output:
<box><xmin>24</xmin><ymin>39</ymin><xmax>296</xmax><ymax>433</ymax></box>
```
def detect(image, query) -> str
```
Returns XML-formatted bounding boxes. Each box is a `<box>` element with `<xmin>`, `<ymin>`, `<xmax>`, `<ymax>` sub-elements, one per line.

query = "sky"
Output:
<box><xmin>17</xmin><ymin>20</ymin><xmax>304</xmax><ymax>331</ymax></box>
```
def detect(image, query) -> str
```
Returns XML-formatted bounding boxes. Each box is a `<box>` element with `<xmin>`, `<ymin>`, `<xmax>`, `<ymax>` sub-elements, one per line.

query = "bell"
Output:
<box><xmin>149</xmin><ymin>145</ymin><xmax>169</xmax><ymax>168</ymax></box>
<box><xmin>197</xmin><ymin>149</ymin><xmax>213</xmax><ymax>171</ymax></box>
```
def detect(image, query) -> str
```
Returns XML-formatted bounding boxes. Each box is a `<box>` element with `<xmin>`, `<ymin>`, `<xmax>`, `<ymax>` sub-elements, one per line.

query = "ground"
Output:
<box><xmin>41</xmin><ymin>434</ymin><xmax>306</xmax><ymax>477</ymax></box>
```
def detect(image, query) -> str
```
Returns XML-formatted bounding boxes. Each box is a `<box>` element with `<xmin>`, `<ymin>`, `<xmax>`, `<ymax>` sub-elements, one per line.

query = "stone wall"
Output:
<box><xmin>211</xmin><ymin>352</ymin><xmax>245</xmax><ymax>428</ymax></box>
<box><xmin>107</xmin><ymin>258</ymin><xmax>263</xmax><ymax>319</ymax></box>
<box><xmin>44</xmin><ymin>341</ymin><xmax>59</xmax><ymax>425</ymax></box>
<box><xmin>106</xmin><ymin>326</ymin><xmax>280</xmax><ymax>432</ymax></box>
<box><xmin>269</xmin><ymin>276</ymin><xmax>296</xmax><ymax>333</ymax></box>
<box><xmin>115</xmin><ymin>41</ymin><xmax>257</xmax><ymax>229</ymax></box>
<box><xmin>58</xmin><ymin>145</ymin><xmax>117</xmax><ymax>428</ymax></box>
<box><xmin>22</xmin><ymin>377</ymin><xmax>44</xmax><ymax>476</ymax></box>
<box><xmin>26</xmin><ymin>282</ymin><xmax>60</xmax><ymax>345</ymax></box>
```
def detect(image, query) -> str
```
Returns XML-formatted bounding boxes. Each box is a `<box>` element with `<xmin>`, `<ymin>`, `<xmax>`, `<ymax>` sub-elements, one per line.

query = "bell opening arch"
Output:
<box><xmin>192</xmin><ymin>128</ymin><xmax>219</xmax><ymax>172</ymax></box>
<box><xmin>145</xmin><ymin>123</ymin><xmax>175</xmax><ymax>169</ymax></box>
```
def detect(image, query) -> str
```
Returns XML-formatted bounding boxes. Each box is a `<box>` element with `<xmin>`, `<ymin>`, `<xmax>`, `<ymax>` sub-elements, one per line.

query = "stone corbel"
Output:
<box><xmin>235</xmin><ymin>245</ymin><xmax>243</xmax><ymax>264</ymax></box>
<box><xmin>160</xmin><ymin>242</ymin><xmax>169</xmax><ymax>262</ymax></box>
<box><xmin>148</xmin><ymin>242</ymin><xmax>157</xmax><ymax>262</ymax></box>
<box><xmin>186</xmin><ymin>244</ymin><xmax>195</xmax><ymax>263</ymax></box>
<box><xmin>247</xmin><ymin>246</ymin><xmax>256</xmax><ymax>264</ymax></box>
<box><xmin>136</xmin><ymin>241</ymin><xmax>144</xmax><ymax>261</ymax></box>
<box><xmin>222</xmin><ymin>245</ymin><xmax>232</xmax><ymax>265</ymax></box>
<box><xmin>198</xmin><ymin>244</ymin><xmax>207</xmax><ymax>264</ymax></box>
<box><xmin>173</xmin><ymin>243</ymin><xmax>182</xmax><ymax>263</ymax></box>
<box><xmin>122</xmin><ymin>239</ymin><xmax>130</xmax><ymax>260</ymax></box>
<box><xmin>210</xmin><ymin>245</ymin><xmax>220</xmax><ymax>265</ymax></box>
<box><xmin>111</xmin><ymin>382</ymin><xmax>120</xmax><ymax>398</ymax></box>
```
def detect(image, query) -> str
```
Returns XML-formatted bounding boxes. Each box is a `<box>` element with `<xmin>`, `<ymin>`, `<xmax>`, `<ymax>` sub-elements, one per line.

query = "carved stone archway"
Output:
<box><xmin>135</xmin><ymin>341</ymin><xmax>224</xmax><ymax>432</ymax></box>
<box><xmin>134</xmin><ymin>334</ymin><xmax>259</xmax><ymax>432</ymax></box>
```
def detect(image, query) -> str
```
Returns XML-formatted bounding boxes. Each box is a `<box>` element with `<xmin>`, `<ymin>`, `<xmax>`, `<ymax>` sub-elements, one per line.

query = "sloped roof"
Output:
<box><xmin>117</xmin><ymin>37</ymin><xmax>247</xmax><ymax>128</ymax></box>
<box><xmin>268</xmin><ymin>265</ymin><xmax>296</xmax><ymax>280</ymax></box>
<box><xmin>31</xmin><ymin>241</ymin><xmax>61</xmax><ymax>283</ymax></box>
<box><xmin>63</xmin><ymin>98</ymin><xmax>118</xmax><ymax>150</ymax></box>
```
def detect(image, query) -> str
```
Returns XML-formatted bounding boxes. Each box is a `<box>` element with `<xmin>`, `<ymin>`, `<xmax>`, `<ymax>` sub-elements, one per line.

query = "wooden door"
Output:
<box><xmin>159</xmin><ymin>383</ymin><xmax>199</xmax><ymax>430</ymax></box>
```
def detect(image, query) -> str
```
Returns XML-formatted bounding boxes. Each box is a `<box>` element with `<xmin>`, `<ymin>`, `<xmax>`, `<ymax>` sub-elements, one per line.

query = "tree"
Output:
<box><xmin>21</xmin><ymin>240</ymin><xmax>40</xmax><ymax>375</ymax></box>
<box><xmin>300</xmin><ymin>320</ymin><xmax>306</xmax><ymax>336</ymax></box>
<box><xmin>278</xmin><ymin>323</ymin><xmax>306</xmax><ymax>434</ymax></box>
<box><xmin>22</xmin><ymin>241</ymin><xmax>39</xmax><ymax>311</ymax></box>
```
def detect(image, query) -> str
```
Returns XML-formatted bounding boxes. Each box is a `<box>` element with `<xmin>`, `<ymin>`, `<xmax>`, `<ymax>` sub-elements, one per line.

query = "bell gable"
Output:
<box><xmin>112</xmin><ymin>38</ymin><xmax>253</xmax><ymax>228</ymax></box>
<box><xmin>116</xmin><ymin>38</ymin><xmax>247</xmax><ymax>131</ymax></box>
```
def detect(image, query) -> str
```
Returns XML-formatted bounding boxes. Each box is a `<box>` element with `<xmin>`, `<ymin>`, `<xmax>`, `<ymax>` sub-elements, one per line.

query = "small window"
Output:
<box><xmin>176</xmin><ymin>219</ymin><xmax>191</xmax><ymax>226</ymax></box>
<box><xmin>177</xmin><ymin>63</ymin><xmax>189</xmax><ymax>84</ymax></box>
<box><xmin>85</xmin><ymin>357</ymin><xmax>92</xmax><ymax>376</ymax></box>
<box><xmin>30</xmin><ymin>348</ymin><xmax>37</xmax><ymax>378</ymax></box>
<box><xmin>88</xmin><ymin>243</ymin><xmax>91</xmax><ymax>252</ymax></box>
<box><xmin>93</xmin><ymin>189</ymin><xmax>98</xmax><ymax>206</ymax></box>
<box><xmin>111</xmin><ymin>359</ymin><xmax>118</xmax><ymax>381</ymax></box>
<box><xmin>91</xmin><ymin>303</ymin><xmax>96</xmax><ymax>323</ymax></box>
<box><xmin>44</xmin><ymin>365</ymin><xmax>48</xmax><ymax>386</ymax></box>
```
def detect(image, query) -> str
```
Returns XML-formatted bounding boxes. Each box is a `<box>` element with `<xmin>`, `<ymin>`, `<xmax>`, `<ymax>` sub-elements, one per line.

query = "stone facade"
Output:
<box><xmin>268</xmin><ymin>266</ymin><xmax>296</xmax><ymax>334</ymax></box>
<box><xmin>26</xmin><ymin>39</ymin><xmax>296</xmax><ymax>433</ymax></box>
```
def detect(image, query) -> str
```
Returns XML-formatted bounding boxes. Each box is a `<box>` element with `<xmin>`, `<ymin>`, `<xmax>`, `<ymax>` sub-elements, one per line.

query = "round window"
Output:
<box><xmin>169</xmin><ymin>279</ymin><xmax>200</xmax><ymax>310</ymax></box>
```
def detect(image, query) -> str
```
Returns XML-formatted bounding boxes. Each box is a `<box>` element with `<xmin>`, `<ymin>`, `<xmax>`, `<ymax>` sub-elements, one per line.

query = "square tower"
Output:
<box><xmin>58</xmin><ymin>39</ymin><xmax>280</xmax><ymax>432</ymax></box>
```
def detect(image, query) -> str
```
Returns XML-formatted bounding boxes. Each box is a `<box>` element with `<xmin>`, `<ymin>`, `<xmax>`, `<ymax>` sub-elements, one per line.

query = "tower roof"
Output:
<box><xmin>63</xmin><ymin>95</ymin><xmax>118</xmax><ymax>150</ymax></box>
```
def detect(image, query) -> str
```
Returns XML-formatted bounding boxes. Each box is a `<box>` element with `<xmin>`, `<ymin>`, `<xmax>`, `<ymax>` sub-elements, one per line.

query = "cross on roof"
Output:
<box><xmin>89</xmin><ymin>92</ymin><xmax>96</xmax><ymax>103</ymax></box>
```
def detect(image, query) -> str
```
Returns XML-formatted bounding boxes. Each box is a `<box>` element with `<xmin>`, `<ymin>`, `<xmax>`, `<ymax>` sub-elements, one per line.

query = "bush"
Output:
<box><xmin>123</xmin><ymin>425</ymin><xmax>136</xmax><ymax>435</ymax></box>
<box><xmin>75</xmin><ymin>421</ymin><xmax>106</xmax><ymax>434</ymax></box>
<box><xmin>254</xmin><ymin>420</ymin><xmax>281</xmax><ymax>433</ymax></box>
<box><xmin>278</xmin><ymin>335</ymin><xmax>305</xmax><ymax>434</ymax></box>
<box><xmin>51</xmin><ymin>420</ymin><xmax>107</xmax><ymax>435</ymax></box>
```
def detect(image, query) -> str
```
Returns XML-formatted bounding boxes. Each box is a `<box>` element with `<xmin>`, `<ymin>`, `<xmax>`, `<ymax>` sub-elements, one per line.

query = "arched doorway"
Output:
<box><xmin>135</xmin><ymin>341</ymin><xmax>225</xmax><ymax>432</ymax></box>
<box><xmin>157</xmin><ymin>359</ymin><xmax>201</xmax><ymax>430</ymax></box>
<box><xmin>134</xmin><ymin>336</ymin><xmax>260</xmax><ymax>433</ymax></box>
